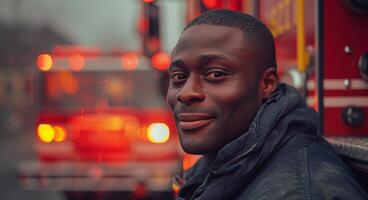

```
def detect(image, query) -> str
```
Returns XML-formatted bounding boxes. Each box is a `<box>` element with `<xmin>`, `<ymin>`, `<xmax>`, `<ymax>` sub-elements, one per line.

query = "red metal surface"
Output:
<box><xmin>258</xmin><ymin>0</ymin><xmax>315</xmax><ymax>74</ymax></box>
<box><xmin>258</xmin><ymin>0</ymin><xmax>368</xmax><ymax>136</ymax></box>
<box><xmin>323</xmin><ymin>0</ymin><xmax>368</xmax><ymax>136</ymax></box>
<box><xmin>324</xmin><ymin>1</ymin><xmax>368</xmax><ymax>79</ymax></box>
<box><xmin>323</xmin><ymin>107</ymin><xmax>368</xmax><ymax>136</ymax></box>
<box><xmin>185</xmin><ymin>0</ymin><xmax>368</xmax><ymax>136</ymax></box>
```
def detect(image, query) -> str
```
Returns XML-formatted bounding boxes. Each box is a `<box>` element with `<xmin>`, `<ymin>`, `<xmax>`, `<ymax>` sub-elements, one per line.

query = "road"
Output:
<box><xmin>0</xmin><ymin>123</ymin><xmax>65</xmax><ymax>200</ymax></box>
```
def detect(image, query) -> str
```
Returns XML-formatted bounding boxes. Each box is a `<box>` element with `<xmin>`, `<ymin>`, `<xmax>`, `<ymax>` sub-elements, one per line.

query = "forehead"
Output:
<box><xmin>172</xmin><ymin>25</ymin><xmax>248</xmax><ymax>55</ymax></box>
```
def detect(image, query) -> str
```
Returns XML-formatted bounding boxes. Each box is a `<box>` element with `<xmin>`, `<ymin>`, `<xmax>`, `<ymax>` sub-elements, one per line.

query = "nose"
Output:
<box><xmin>176</xmin><ymin>75</ymin><xmax>205</xmax><ymax>105</ymax></box>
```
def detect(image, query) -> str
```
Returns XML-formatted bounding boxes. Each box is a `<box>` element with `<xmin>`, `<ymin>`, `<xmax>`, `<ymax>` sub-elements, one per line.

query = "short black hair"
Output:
<box><xmin>185</xmin><ymin>9</ymin><xmax>277</xmax><ymax>71</ymax></box>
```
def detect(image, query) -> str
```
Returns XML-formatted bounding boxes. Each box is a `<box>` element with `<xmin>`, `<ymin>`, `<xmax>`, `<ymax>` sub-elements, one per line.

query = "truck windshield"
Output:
<box><xmin>40</xmin><ymin>70</ymin><xmax>166</xmax><ymax>108</ymax></box>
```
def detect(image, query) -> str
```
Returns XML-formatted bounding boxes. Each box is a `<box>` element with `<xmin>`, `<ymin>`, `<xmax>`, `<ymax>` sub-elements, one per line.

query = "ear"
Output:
<box><xmin>259</xmin><ymin>67</ymin><xmax>279</xmax><ymax>99</ymax></box>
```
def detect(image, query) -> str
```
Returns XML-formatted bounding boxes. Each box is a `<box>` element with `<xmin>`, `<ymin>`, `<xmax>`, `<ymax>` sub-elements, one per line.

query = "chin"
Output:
<box><xmin>180</xmin><ymin>142</ymin><xmax>205</xmax><ymax>155</ymax></box>
<box><xmin>179</xmin><ymin>137</ymin><xmax>207</xmax><ymax>154</ymax></box>
<box><xmin>177</xmin><ymin>124</ymin><xmax>222</xmax><ymax>154</ymax></box>
<box><xmin>179</xmin><ymin>137</ymin><xmax>220</xmax><ymax>155</ymax></box>
<box><xmin>182</xmin><ymin>146</ymin><xmax>205</xmax><ymax>155</ymax></box>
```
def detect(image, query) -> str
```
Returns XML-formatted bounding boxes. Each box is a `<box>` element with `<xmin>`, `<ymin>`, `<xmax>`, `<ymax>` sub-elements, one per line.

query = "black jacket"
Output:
<box><xmin>176</xmin><ymin>84</ymin><xmax>367</xmax><ymax>200</ymax></box>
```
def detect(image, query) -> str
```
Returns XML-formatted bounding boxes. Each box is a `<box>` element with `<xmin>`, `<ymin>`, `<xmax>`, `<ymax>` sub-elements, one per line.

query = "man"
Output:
<box><xmin>166</xmin><ymin>9</ymin><xmax>367</xmax><ymax>200</ymax></box>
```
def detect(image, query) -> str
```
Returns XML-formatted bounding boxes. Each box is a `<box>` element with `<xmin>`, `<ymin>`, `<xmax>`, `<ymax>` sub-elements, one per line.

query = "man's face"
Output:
<box><xmin>167</xmin><ymin>25</ymin><xmax>263</xmax><ymax>155</ymax></box>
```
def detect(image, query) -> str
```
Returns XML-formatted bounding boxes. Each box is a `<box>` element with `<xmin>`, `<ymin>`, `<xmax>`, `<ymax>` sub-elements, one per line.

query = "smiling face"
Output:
<box><xmin>167</xmin><ymin>24</ymin><xmax>266</xmax><ymax>155</ymax></box>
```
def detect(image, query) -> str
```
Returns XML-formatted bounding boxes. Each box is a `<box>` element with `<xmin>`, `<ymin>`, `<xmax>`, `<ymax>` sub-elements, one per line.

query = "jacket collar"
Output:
<box><xmin>178</xmin><ymin>84</ymin><xmax>319</xmax><ymax>199</ymax></box>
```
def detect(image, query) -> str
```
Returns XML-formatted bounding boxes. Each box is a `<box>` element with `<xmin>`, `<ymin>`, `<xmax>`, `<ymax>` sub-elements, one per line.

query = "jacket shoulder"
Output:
<box><xmin>308</xmin><ymin>139</ymin><xmax>367</xmax><ymax>199</ymax></box>
<box><xmin>239</xmin><ymin>138</ymin><xmax>367</xmax><ymax>200</ymax></box>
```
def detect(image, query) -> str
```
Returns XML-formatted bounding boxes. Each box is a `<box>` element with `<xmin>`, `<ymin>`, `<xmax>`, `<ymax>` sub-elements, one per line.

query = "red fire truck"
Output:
<box><xmin>18</xmin><ymin>46</ymin><xmax>181</xmax><ymax>199</ymax></box>
<box><xmin>185</xmin><ymin>0</ymin><xmax>368</xmax><ymax>189</ymax></box>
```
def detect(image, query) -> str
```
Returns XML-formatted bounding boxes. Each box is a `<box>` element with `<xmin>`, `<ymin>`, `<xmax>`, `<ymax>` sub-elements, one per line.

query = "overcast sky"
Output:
<box><xmin>0</xmin><ymin>0</ymin><xmax>185</xmax><ymax>52</ymax></box>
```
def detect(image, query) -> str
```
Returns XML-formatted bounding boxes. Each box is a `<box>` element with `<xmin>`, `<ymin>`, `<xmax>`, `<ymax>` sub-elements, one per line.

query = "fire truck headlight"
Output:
<box><xmin>37</xmin><ymin>124</ymin><xmax>55</xmax><ymax>143</ymax></box>
<box><xmin>358</xmin><ymin>52</ymin><xmax>368</xmax><ymax>82</ymax></box>
<box><xmin>53</xmin><ymin>126</ymin><xmax>67</xmax><ymax>142</ymax></box>
<box><xmin>37</xmin><ymin>124</ymin><xmax>67</xmax><ymax>143</ymax></box>
<box><xmin>147</xmin><ymin>123</ymin><xmax>170</xmax><ymax>144</ymax></box>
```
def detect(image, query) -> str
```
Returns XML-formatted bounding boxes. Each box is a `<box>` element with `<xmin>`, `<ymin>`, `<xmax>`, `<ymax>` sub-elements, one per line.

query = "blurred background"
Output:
<box><xmin>0</xmin><ymin>0</ymin><xmax>186</xmax><ymax>199</ymax></box>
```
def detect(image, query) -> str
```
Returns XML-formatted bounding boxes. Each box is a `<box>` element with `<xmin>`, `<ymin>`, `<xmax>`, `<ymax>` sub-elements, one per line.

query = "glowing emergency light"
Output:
<box><xmin>37</xmin><ymin>124</ymin><xmax>67</xmax><ymax>143</ymax></box>
<box><xmin>151</xmin><ymin>52</ymin><xmax>170</xmax><ymax>70</ymax></box>
<box><xmin>202</xmin><ymin>0</ymin><xmax>221</xmax><ymax>9</ymax></box>
<box><xmin>37</xmin><ymin>54</ymin><xmax>53</xmax><ymax>71</ymax></box>
<box><xmin>37</xmin><ymin>124</ymin><xmax>55</xmax><ymax>143</ymax></box>
<box><xmin>53</xmin><ymin>126</ymin><xmax>67</xmax><ymax>142</ymax></box>
<box><xmin>121</xmin><ymin>53</ymin><xmax>139</xmax><ymax>70</ymax></box>
<box><xmin>69</xmin><ymin>54</ymin><xmax>85</xmax><ymax>71</ymax></box>
<box><xmin>147</xmin><ymin>123</ymin><xmax>170</xmax><ymax>144</ymax></box>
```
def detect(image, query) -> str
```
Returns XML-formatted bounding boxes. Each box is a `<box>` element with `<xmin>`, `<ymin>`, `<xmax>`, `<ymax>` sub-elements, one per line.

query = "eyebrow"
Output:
<box><xmin>198</xmin><ymin>54</ymin><xmax>231</xmax><ymax>65</ymax></box>
<box><xmin>169</xmin><ymin>54</ymin><xmax>232</xmax><ymax>72</ymax></box>
<box><xmin>169</xmin><ymin>59</ymin><xmax>185</xmax><ymax>72</ymax></box>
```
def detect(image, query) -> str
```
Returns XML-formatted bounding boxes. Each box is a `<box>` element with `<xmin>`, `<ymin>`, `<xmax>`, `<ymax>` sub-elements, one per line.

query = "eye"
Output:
<box><xmin>204</xmin><ymin>70</ymin><xmax>228</xmax><ymax>82</ymax></box>
<box><xmin>170</xmin><ymin>72</ymin><xmax>188</xmax><ymax>83</ymax></box>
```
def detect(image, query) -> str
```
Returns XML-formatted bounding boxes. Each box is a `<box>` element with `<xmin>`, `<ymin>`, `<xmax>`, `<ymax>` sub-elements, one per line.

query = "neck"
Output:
<box><xmin>202</xmin><ymin>152</ymin><xmax>218</xmax><ymax>165</ymax></box>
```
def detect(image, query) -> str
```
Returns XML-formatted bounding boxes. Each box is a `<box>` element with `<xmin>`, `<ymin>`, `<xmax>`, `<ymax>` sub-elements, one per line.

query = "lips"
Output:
<box><xmin>177</xmin><ymin>113</ymin><xmax>215</xmax><ymax>131</ymax></box>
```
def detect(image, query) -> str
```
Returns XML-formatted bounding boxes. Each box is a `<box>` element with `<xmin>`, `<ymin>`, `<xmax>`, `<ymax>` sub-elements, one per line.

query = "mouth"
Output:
<box><xmin>177</xmin><ymin>113</ymin><xmax>215</xmax><ymax>131</ymax></box>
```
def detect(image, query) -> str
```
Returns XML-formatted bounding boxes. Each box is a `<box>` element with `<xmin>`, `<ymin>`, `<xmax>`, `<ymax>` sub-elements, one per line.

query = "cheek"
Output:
<box><xmin>207</xmin><ymin>80</ymin><xmax>259</xmax><ymax>124</ymax></box>
<box><xmin>166</xmin><ymin>87</ymin><xmax>177</xmax><ymax>110</ymax></box>
<box><xmin>208</xmin><ymin>82</ymin><xmax>252</xmax><ymax>109</ymax></box>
